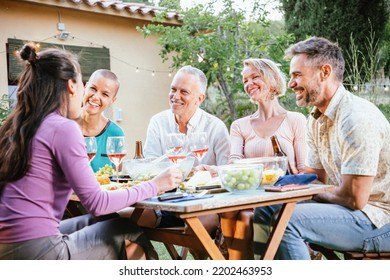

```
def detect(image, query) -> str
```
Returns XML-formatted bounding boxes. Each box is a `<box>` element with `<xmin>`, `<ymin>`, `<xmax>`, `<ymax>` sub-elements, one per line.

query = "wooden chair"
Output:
<box><xmin>309</xmin><ymin>243</ymin><xmax>390</xmax><ymax>260</ymax></box>
<box><xmin>142</xmin><ymin>224</ymin><xmax>227</xmax><ymax>260</ymax></box>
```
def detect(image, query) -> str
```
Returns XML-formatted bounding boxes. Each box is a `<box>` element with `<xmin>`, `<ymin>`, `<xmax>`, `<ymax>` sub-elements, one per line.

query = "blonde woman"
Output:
<box><xmin>222</xmin><ymin>58</ymin><xmax>307</xmax><ymax>259</ymax></box>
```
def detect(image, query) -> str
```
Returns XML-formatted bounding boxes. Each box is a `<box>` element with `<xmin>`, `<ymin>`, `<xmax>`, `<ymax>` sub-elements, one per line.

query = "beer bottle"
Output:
<box><xmin>270</xmin><ymin>135</ymin><xmax>291</xmax><ymax>174</ymax></box>
<box><xmin>133</xmin><ymin>140</ymin><xmax>145</xmax><ymax>159</ymax></box>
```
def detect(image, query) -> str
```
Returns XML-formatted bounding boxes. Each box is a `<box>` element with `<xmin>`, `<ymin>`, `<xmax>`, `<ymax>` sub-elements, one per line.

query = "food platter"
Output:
<box><xmin>100</xmin><ymin>180</ymin><xmax>142</xmax><ymax>191</ymax></box>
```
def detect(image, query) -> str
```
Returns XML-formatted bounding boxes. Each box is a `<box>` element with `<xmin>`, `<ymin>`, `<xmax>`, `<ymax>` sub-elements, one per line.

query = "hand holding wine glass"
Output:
<box><xmin>152</xmin><ymin>167</ymin><xmax>184</xmax><ymax>194</ymax></box>
<box><xmin>84</xmin><ymin>136</ymin><xmax>97</xmax><ymax>162</ymax></box>
<box><xmin>188</xmin><ymin>132</ymin><xmax>209</xmax><ymax>161</ymax></box>
<box><xmin>106</xmin><ymin>136</ymin><xmax>127</xmax><ymax>183</ymax></box>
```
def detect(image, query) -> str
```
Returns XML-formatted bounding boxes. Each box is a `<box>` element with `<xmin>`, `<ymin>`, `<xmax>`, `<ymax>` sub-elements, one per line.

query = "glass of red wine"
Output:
<box><xmin>188</xmin><ymin>132</ymin><xmax>209</xmax><ymax>161</ymax></box>
<box><xmin>84</xmin><ymin>136</ymin><xmax>97</xmax><ymax>162</ymax></box>
<box><xmin>106</xmin><ymin>136</ymin><xmax>127</xmax><ymax>183</ymax></box>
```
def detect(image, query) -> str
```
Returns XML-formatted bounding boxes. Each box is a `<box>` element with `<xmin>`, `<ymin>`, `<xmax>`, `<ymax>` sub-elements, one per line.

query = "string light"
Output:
<box><xmin>3</xmin><ymin>35</ymin><xmax>173</xmax><ymax>77</ymax></box>
<box><xmin>348</xmin><ymin>83</ymin><xmax>390</xmax><ymax>92</ymax></box>
<box><xmin>4</xmin><ymin>35</ymin><xmax>389</xmax><ymax>85</ymax></box>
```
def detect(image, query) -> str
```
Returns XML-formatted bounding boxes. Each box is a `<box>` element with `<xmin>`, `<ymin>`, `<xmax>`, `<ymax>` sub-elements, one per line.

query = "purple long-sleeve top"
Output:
<box><xmin>0</xmin><ymin>113</ymin><xmax>157</xmax><ymax>243</ymax></box>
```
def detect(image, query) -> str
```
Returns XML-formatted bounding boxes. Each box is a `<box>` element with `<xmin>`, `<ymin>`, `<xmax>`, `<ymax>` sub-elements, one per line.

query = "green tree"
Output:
<box><xmin>138</xmin><ymin>0</ymin><xmax>295</xmax><ymax>125</ymax></box>
<box><xmin>281</xmin><ymin>0</ymin><xmax>389</xmax><ymax>81</ymax></box>
<box><xmin>156</xmin><ymin>0</ymin><xmax>181</xmax><ymax>10</ymax></box>
<box><xmin>381</xmin><ymin>20</ymin><xmax>390</xmax><ymax>75</ymax></box>
<box><xmin>121</xmin><ymin>0</ymin><xmax>155</xmax><ymax>5</ymax></box>
<box><xmin>0</xmin><ymin>94</ymin><xmax>11</xmax><ymax>126</ymax></box>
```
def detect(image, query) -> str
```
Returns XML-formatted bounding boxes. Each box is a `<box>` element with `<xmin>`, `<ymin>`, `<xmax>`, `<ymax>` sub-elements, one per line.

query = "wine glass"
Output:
<box><xmin>165</xmin><ymin>133</ymin><xmax>187</xmax><ymax>192</ymax></box>
<box><xmin>84</xmin><ymin>136</ymin><xmax>97</xmax><ymax>162</ymax></box>
<box><xmin>106</xmin><ymin>136</ymin><xmax>127</xmax><ymax>183</ymax></box>
<box><xmin>165</xmin><ymin>133</ymin><xmax>187</xmax><ymax>165</ymax></box>
<box><xmin>188</xmin><ymin>132</ymin><xmax>209</xmax><ymax>161</ymax></box>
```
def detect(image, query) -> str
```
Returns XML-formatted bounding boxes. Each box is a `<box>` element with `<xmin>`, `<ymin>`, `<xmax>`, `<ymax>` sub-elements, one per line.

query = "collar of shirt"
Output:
<box><xmin>170</xmin><ymin>108</ymin><xmax>203</xmax><ymax>134</ymax></box>
<box><xmin>187</xmin><ymin>108</ymin><xmax>202</xmax><ymax>132</ymax></box>
<box><xmin>310</xmin><ymin>85</ymin><xmax>347</xmax><ymax>122</ymax></box>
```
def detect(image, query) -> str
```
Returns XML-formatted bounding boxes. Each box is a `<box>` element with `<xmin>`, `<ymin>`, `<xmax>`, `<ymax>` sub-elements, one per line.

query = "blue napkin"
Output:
<box><xmin>149</xmin><ymin>194</ymin><xmax>214</xmax><ymax>203</ymax></box>
<box><xmin>274</xmin><ymin>174</ymin><xmax>318</xmax><ymax>186</ymax></box>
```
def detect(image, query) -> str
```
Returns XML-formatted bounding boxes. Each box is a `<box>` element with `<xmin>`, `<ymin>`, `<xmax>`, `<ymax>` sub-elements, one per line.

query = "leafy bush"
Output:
<box><xmin>0</xmin><ymin>94</ymin><xmax>11</xmax><ymax>126</ymax></box>
<box><xmin>377</xmin><ymin>104</ymin><xmax>390</xmax><ymax>122</ymax></box>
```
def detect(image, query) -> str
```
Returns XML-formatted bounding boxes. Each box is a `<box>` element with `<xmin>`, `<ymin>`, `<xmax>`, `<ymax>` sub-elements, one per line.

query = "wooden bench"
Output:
<box><xmin>309</xmin><ymin>243</ymin><xmax>390</xmax><ymax>260</ymax></box>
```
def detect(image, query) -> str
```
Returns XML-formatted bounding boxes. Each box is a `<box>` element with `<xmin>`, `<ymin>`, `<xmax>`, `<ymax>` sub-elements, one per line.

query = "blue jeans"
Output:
<box><xmin>253</xmin><ymin>201</ymin><xmax>390</xmax><ymax>260</ymax></box>
<box><xmin>0</xmin><ymin>213</ymin><xmax>158</xmax><ymax>260</ymax></box>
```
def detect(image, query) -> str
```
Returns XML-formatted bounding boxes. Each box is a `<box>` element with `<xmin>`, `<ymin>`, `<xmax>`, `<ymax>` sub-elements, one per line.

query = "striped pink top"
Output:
<box><xmin>229</xmin><ymin>111</ymin><xmax>307</xmax><ymax>173</ymax></box>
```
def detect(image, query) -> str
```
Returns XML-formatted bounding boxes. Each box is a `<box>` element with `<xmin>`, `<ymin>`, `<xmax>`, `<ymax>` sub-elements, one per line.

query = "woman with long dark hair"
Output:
<box><xmin>0</xmin><ymin>43</ymin><xmax>182</xmax><ymax>259</ymax></box>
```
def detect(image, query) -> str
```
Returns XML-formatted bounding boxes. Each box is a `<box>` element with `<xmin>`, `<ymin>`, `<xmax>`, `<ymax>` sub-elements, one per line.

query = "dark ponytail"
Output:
<box><xmin>0</xmin><ymin>43</ymin><xmax>80</xmax><ymax>189</ymax></box>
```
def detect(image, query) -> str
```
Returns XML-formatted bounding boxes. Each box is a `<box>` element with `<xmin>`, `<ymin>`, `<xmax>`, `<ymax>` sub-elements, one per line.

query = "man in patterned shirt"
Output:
<box><xmin>253</xmin><ymin>37</ymin><xmax>390</xmax><ymax>259</ymax></box>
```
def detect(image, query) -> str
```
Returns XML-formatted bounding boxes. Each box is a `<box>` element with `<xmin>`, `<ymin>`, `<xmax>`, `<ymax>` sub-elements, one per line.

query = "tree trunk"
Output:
<box><xmin>217</xmin><ymin>72</ymin><xmax>237</xmax><ymax>121</ymax></box>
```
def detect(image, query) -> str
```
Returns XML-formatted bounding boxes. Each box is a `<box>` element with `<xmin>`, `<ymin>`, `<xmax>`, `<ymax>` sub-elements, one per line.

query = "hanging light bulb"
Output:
<box><xmin>152</xmin><ymin>71</ymin><xmax>155</xmax><ymax>77</ymax></box>
<box><xmin>384</xmin><ymin>85</ymin><xmax>389</xmax><ymax>92</ymax></box>
<box><xmin>135</xmin><ymin>67</ymin><xmax>139</xmax><ymax>73</ymax></box>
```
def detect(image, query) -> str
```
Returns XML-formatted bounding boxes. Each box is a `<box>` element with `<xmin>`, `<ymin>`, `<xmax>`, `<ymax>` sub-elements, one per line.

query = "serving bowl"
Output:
<box><xmin>217</xmin><ymin>163</ymin><xmax>263</xmax><ymax>193</ymax></box>
<box><xmin>233</xmin><ymin>156</ymin><xmax>288</xmax><ymax>187</ymax></box>
<box><xmin>123</xmin><ymin>158</ymin><xmax>172</xmax><ymax>181</ymax></box>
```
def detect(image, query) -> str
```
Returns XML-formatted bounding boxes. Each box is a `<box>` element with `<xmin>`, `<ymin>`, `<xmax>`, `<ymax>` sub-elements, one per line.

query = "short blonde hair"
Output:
<box><xmin>242</xmin><ymin>58</ymin><xmax>286</xmax><ymax>96</ymax></box>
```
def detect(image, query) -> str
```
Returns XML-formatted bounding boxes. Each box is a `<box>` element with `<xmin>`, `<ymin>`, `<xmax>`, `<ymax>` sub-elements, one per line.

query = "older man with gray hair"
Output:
<box><xmin>143</xmin><ymin>66</ymin><xmax>229</xmax><ymax>259</ymax></box>
<box><xmin>144</xmin><ymin>65</ymin><xmax>230</xmax><ymax>166</ymax></box>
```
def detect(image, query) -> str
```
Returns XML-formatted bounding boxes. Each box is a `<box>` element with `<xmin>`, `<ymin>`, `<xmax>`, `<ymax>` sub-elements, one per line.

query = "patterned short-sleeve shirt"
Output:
<box><xmin>307</xmin><ymin>85</ymin><xmax>390</xmax><ymax>228</ymax></box>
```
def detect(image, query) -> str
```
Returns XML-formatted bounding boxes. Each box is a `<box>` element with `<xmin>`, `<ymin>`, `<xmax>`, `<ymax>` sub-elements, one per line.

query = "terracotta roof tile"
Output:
<box><xmin>62</xmin><ymin>0</ymin><xmax>181</xmax><ymax>20</ymax></box>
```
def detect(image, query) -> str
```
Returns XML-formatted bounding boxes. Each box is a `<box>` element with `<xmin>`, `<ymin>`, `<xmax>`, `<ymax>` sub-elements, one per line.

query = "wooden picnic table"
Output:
<box><xmin>130</xmin><ymin>184</ymin><xmax>335</xmax><ymax>260</ymax></box>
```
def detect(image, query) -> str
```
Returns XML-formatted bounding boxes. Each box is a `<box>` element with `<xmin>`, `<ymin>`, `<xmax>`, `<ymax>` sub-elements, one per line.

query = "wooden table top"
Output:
<box><xmin>133</xmin><ymin>184</ymin><xmax>335</xmax><ymax>214</ymax></box>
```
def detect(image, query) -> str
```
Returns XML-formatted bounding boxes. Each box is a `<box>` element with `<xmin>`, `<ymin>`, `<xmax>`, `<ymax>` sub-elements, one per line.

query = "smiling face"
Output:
<box><xmin>288</xmin><ymin>54</ymin><xmax>326</xmax><ymax>108</ymax></box>
<box><xmin>83</xmin><ymin>72</ymin><xmax>119</xmax><ymax>115</ymax></box>
<box><xmin>169</xmin><ymin>72</ymin><xmax>205</xmax><ymax>120</ymax></box>
<box><xmin>242</xmin><ymin>64</ymin><xmax>271</xmax><ymax>102</ymax></box>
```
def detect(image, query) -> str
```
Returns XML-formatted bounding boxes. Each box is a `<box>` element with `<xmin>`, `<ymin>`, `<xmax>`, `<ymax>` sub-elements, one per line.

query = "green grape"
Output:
<box><xmin>222</xmin><ymin>167</ymin><xmax>261</xmax><ymax>191</ymax></box>
<box><xmin>95</xmin><ymin>164</ymin><xmax>114</xmax><ymax>176</ymax></box>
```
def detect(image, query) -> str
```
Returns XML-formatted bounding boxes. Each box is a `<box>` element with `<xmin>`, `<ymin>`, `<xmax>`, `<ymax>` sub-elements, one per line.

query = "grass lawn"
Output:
<box><xmin>152</xmin><ymin>241</ymin><xmax>194</xmax><ymax>260</ymax></box>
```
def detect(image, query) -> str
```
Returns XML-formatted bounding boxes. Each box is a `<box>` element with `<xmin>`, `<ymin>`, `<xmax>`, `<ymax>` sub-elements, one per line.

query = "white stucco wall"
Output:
<box><xmin>0</xmin><ymin>0</ymin><xmax>175</xmax><ymax>155</ymax></box>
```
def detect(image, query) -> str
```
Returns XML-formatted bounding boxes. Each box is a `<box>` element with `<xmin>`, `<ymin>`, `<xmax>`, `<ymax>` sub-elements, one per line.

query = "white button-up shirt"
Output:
<box><xmin>144</xmin><ymin>108</ymin><xmax>230</xmax><ymax>166</ymax></box>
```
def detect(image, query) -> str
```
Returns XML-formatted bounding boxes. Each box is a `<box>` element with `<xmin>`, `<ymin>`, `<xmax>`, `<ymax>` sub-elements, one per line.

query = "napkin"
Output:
<box><xmin>274</xmin><ymin>174</ymin><xmax>318</xmax><ymax>186</ymax></box>
<box><xmin>184</xmin><ymin>171</ymin><xmax>212</xmax><ymax>187</ymax></box>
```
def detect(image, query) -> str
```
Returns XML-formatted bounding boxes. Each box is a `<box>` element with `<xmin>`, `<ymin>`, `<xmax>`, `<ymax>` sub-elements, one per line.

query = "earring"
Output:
<box><xmin>270</xmin><ymin>93</ymin><xmax>275</xmax><ymax>100</ymax></box>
